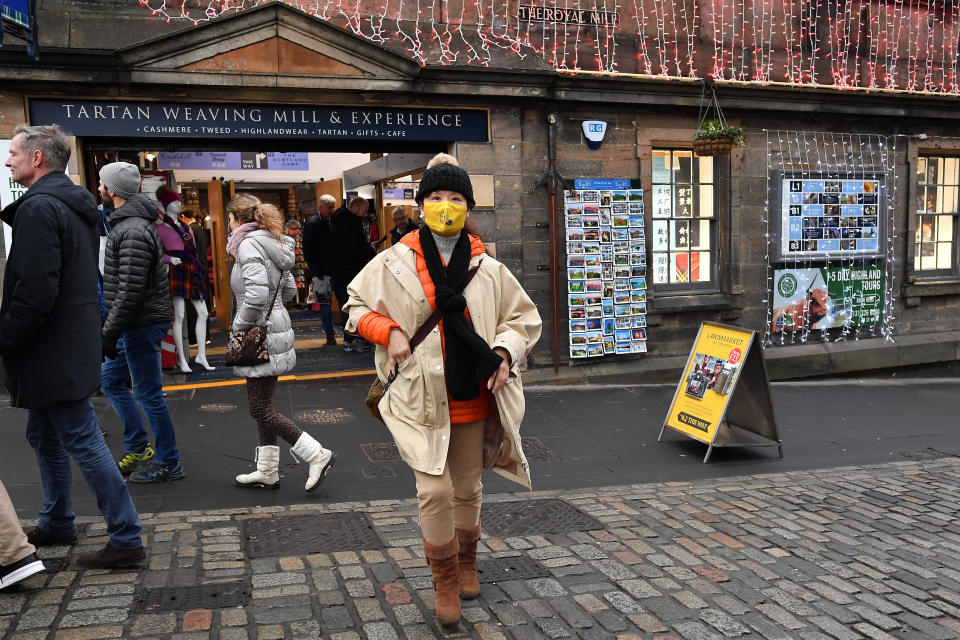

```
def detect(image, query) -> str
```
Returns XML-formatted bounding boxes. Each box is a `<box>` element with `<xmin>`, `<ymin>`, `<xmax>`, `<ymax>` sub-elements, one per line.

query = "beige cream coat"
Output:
<box><xmin>344</xmin><ymin>241</ymin><xmax>542</xmax><ymax>488</ymax></box>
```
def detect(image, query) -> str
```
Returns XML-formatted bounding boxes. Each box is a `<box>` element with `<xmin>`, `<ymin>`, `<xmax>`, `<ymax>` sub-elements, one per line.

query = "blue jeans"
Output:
<box><xmin>318</xmin><ymin>303</ymin><xmax>334</xmax><ymax>336</ymax></box>
<box><xmin>25</xmin><ymin>398</ymin><xmax>142</xmax><ymax>549</ymax></box>
<box><xmin>101</xmin><ymin>322</ymin><xmax>180</xmax><ymax>465</ymax></box>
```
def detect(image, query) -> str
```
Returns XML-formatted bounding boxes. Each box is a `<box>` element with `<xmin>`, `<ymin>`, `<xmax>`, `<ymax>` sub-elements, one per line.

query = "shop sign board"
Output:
<box><xmin>518</xmin><ymin>5</ymin><xmax>619</xmax><ymax>26</ymax></box>
<box><xmin>770</xmin><ymin>171</ymin><xmax>887</xmax><ymax>262</ymax></box>
<box><xmin>772</xmin><ymin>266</ymin><xmax>884</xmax><ymax>333</ymax></box>
<box><xmin>0</xmin><ymin>138</ymin><xmax>23</xmax><ymax>258</ymax></box>
<box><xmin>29</xmin><ymin>99</ymin><xmax>490</xmax><ymax>142</ymax></box>
<box><xmin>660</xmin><ymin>322</ymin><xmax>781</xmax><ymax>463</ymax></box>
<box><xmin>1</xmin><ymin>0</ymin><xmax>30</xmax><ymax>30</ymax></box>
<box><xmin>158</xmin><ymin>151</ymin><xmax>309</xmax><ymax>171</ymax></box>
<box><xmin>564</xmin><ymin>178</ymin><xmax>648</xmax><ymax>358</ymax></box>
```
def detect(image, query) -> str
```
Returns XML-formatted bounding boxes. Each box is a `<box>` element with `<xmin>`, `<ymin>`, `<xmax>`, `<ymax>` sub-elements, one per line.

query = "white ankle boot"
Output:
<box><xmin>235</xmin><ymin>446</ymin><xmax>280</xmax><ymax>490</ymax></box>
<box><xmin>290</xmin><ymin>432</ymin><xmax>337</xmax><ymax>492</ymax></box>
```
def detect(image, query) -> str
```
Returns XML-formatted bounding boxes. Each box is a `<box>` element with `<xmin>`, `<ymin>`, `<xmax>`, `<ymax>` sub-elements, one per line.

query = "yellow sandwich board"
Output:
<box><xmin>659</xmin><ymin>322</ymin><xmax>782</xmax><ymax>463</ymax></box>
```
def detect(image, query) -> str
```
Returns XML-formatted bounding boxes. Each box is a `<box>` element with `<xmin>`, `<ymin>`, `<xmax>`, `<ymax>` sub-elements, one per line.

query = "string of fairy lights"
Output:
<box><xmin>138</xmin><ymin>0</ymin><xmax>960</xmax><ymax>92</ymax></box>
<box><xmin>763</xmin><ymin>131</ymin><xmax>898</xmax><ymax>347</ymax></box>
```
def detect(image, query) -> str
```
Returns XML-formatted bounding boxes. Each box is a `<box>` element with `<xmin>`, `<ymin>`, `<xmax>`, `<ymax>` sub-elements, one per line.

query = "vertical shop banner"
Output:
<box><xmin>661</xmin><ymin>322</ymin><xmax>781</xmax><ymax>462</ymax></box>
<box><xmin>772</xmin><ymin>266</ymin><xmax>884</xmax><ymax>333</ymax></box>
<box><xmin>565</xmin><ymin>179</ymin><xmax>648</xmax><ymax>358</ymax></box>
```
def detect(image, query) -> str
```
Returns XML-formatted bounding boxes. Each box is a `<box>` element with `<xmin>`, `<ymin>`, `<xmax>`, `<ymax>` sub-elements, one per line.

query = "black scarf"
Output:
<box><xmin>419</xmin><ymin>226</ymin><xmax>503</xmax><ymax>400</ymax></box>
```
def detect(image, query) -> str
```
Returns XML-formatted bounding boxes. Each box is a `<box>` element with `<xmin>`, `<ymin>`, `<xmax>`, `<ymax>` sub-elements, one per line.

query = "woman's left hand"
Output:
<box><xmin>487</xmin><ymin>347</ymin><xmax>512</xmax><ymax>394</ymax></box>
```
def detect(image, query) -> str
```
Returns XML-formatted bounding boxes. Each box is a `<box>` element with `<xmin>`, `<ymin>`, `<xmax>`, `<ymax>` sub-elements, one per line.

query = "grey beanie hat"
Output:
<box><xmin>99</xmin><ymin>162</ymin><xmax>141</xmax><ymax>200</ymax></box>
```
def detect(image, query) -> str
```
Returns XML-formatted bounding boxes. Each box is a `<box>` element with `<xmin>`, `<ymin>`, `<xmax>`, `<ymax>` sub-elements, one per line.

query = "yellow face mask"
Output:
<box><xmin>423</xmin><ymin>200</ymin><xmax>468</xmax><ymax>236</ymax></box>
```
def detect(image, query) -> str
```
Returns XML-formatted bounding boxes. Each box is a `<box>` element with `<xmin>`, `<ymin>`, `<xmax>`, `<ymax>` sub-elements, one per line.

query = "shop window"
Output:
<box><xmin>915</xmin><ymin>155</ymin><xmax>959</xmax><ymax>276</ymax></box>
<box><xmin>650</xmin><ymin>149</ymin><xmax>715</xmax><ymax>291</ymax></box>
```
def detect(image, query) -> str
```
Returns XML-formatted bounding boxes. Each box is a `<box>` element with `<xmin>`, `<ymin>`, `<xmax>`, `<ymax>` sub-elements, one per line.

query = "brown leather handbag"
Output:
<box><xmin>366</xmin><ymin>263</ymin><xmax>481</xmax><ymax>423</ymax></box>
<box><xmin>225</xmin><ymin>274</ymin><xmax>284</xmax><ymax>368</ymax></box>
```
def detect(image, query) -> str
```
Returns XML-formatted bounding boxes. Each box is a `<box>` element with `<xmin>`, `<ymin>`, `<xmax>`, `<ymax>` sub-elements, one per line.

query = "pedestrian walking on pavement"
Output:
<box><xmin>301</xmin><ymin>193</ymin><xmax>337</xmax><ymax>345</ymax></box>
<box><xmin>1</xmin><ymin>125</ymin><xmax>145</xmax><ymax>568</ymax></box>
<box><xmin>345</xmin><ymin>153</ymin><xmax>542</xmax><ymax>625</ymax></box>
<box><xmin>332</xmin><ymin>196</ymin><xmax>376</xmax><ymax>352</ymax></box>
<box><xmin>99</xmin><ymin>162</ymin><xmax>185</xmax><ymax>484</ymax></box>
<box><xmin>0</xmin><ymin>479</ymin><xmax>45</xmax><ymax>589</ymax></box>
<box><xmin>226</xmin><ymin>194</ymin><xmax>337</xmax><ymax>492</ymax></box>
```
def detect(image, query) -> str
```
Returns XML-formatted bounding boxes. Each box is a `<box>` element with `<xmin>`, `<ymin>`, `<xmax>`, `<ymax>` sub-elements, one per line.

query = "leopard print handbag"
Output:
<box><xmin>226</xmin><ymin>273</ymin><xmax>284</xmax><ymax>368</ymax></box>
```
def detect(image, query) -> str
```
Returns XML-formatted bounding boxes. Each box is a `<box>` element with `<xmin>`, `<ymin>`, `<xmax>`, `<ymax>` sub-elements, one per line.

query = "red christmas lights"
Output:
<box><xmin>138</xmin><ymin>0</ymin><xmax>960</xmax><ymax>93</ymax></box>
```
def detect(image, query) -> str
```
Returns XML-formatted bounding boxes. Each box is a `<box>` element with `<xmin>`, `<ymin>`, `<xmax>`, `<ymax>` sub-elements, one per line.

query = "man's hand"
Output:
<box><xmin>387</xmin><ymin>328</ymin><xmax>411</xmax><ymax>376</ymax></box>
<box><xmin>487</xmin><ymin>347</ymin><xmax>512</xmax><ymax>394</ymax></box>
<box><xmin>102</xmin><ymin>342</ymin><xmax>119</xmax><ymax>362</ymax></box>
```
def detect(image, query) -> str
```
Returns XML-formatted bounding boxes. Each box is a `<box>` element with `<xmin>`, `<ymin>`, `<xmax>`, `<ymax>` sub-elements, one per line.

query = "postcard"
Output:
<box><xmin>570</xmin><ymin>320</ymin><xmax>586</xmax><ymax>333</ymax></box>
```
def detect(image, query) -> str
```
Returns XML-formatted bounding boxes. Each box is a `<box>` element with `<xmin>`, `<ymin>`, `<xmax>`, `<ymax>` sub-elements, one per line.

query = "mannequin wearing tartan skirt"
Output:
<box><xmin>156</xmin><ymin>188</ymin><xmax>213</xmax><ymax>373</ymax></box>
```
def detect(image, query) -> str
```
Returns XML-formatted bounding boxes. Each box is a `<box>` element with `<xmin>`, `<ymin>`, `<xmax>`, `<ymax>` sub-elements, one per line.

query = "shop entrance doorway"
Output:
<box><xmin>80</xmin><ymin>140</ymin><xmax>439</xmax><ymax>383</ymax></box>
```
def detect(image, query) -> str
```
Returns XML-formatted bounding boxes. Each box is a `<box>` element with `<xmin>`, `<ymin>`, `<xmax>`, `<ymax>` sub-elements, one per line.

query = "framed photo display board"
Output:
<box><xmin>565</xmin><ymin>179</ymin><xmax>648</xmax><ymax>359</ymax></box>
<box><xmin>769</xmin><ymin>171</ymin><xmax>887</xmax><ymax>262</ymax></box>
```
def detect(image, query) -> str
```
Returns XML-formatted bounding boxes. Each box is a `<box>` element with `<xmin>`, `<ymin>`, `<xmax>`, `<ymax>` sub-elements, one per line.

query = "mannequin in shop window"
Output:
<box><xmin>155</xmin><ymin>186</ymin><xmax>214</xmax><ymax>373</ymax></box>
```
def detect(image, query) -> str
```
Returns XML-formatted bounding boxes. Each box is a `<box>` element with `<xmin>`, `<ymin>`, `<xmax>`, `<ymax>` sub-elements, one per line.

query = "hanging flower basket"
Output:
<box><xmin>693</xmin><ymin>137</ymin><xmax>735</xmax><ymax>157</ymax></box>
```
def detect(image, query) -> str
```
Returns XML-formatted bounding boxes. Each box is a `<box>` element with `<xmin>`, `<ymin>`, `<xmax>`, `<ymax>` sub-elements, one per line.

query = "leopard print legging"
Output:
<box><xmin>245</xmin><ymin>376</ymin><xmax>302</xmax><ymax>446</ymax></box>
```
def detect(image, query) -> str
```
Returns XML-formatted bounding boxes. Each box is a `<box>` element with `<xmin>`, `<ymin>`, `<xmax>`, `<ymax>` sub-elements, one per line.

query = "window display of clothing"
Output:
<box><xmin>285</xmin><ymin>215</ymin><xmax>307</xmax><ymax>291</ymax></box>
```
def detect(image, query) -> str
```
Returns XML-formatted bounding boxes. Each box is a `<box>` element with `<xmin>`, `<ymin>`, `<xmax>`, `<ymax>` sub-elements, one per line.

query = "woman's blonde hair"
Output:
<box><xmin>226</xmin><ymin>193</ymin><xmax>285</xmax><ymax>242</ymax></box>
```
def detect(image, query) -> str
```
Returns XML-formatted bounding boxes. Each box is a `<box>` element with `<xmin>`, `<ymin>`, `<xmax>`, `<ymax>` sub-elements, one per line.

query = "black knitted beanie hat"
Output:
<box><xmin>415</xmin><ymin>153</ymin><xmax>475</xmax><ymax>208</ymax></box>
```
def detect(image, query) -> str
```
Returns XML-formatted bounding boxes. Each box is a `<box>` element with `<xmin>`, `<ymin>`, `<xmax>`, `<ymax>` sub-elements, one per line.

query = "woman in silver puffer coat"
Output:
<box><xmin>226</xmin><ymin>194</ymin><xmax>337</xmax><ymax>492</ymax></box>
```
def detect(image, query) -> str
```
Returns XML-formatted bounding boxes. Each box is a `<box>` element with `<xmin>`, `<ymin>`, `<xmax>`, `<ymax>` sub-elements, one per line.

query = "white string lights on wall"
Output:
<box><xmin>763</xmin><ymin>130</ymin><xmax>898</xmax><ymax>348</ymax></box>
<box><xmin>139</xmin><ymin>0</ymin><xmax>960</xmax><ymax>93</ymax></box>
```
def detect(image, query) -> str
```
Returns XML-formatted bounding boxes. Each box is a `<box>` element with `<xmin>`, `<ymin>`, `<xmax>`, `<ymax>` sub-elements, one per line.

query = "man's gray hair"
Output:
<box><xmin>319</xmin><ymin>194</ymin><xmax>337</xmax><ymax>207</ymax></box>
<box><xmin>13</xmin><ymin>124</ymin><xmax>72</xmax><ymax>173</ymax></box>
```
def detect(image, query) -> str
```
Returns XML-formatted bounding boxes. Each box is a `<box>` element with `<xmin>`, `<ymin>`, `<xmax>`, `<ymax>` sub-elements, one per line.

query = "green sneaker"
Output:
<box><xmin>117</xmin><ymin>445</ymin><xmax>155</xmax><ymax>476</ymax></box>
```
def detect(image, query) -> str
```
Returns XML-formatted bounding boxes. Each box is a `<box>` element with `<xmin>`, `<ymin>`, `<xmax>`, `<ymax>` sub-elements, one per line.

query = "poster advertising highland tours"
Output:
<box><xmin>772</xmin><ymin>266</ymin><xmax>884</xmax><ymax>333</ymax></box>
<box><xmin>565</xmin><ymin>179</ymin><xmax>648</xmax><ymax>358</ymax></box>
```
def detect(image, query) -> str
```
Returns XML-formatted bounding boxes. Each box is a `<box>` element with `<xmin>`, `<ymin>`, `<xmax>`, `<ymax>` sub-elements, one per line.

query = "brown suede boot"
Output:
<box><xmin>456</xmin><ymin>521</ymin><xmax>482</xmax><ymax>599</ymax></box>
<box><xmin>423</xmin><ymin>536</ymin><xmax>461</xmax><ymax>624</ymax></box>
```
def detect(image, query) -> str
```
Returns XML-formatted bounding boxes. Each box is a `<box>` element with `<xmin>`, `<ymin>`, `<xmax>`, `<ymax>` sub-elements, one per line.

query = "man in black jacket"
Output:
<box><xmin>99</xmin><ymin>162</ymin><xmax>184</xmax><ymax>484</ymax></box>
<box><xmin>1</xmin><ymin>124</ymin><xmax>145</xmax><ymax>569</ymax></box>
<box><xmin>301</xmin><ymin>193</ymin><xmax>336</xmax><ymax>345</ymax></box>
<box><xmin>331</xmin><ymin>196</ymin><xmax>375</xmax><ymax>351</ymax></box>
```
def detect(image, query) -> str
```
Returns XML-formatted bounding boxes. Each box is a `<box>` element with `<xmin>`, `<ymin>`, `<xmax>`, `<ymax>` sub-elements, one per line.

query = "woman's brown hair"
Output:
<box><xmin>226</xmin><ymin>193</ymin><xmax>285</xmax><ymax>243</ymax></box>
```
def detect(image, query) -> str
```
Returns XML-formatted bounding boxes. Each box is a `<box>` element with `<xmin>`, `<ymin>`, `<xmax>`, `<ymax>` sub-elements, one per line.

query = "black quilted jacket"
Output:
<box><xmin>102</xmin><ymin>194</ymin><xmax>172</xmax><ymax>346</ymax></box>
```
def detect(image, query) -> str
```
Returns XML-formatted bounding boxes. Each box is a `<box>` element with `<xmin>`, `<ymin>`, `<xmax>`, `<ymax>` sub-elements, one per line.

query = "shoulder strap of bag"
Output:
<box><xmin>230</xmin><ymin>240</ymin><xmax>286</xmax><ymax>330</ymax></box>
<box><xmin>409</xmin><ymin>259</ymin><xmax>483</xmax><ymax>352</ymax></box>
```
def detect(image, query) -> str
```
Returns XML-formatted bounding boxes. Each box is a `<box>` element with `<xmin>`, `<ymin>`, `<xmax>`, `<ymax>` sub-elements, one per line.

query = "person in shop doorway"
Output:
<box><xmin>1</xmin><ymin>125</ymin><xmax>145</xmax><ymax>568</ymax></box>
<box><xmin>99</xmin><ymin>162</ymin><xmax>185</xmax><ymax>484</ymax></box>
<box><xmin>390</xmin><ymin>206</ymin><xmax>414</xmax><ymax>246</ymax></box>
<box><xmin>179</xmin><ymin>207</ymin><xmax>211</xmax><ymax>347</ymax></box>
<box><xmin>301</xmin><ymin>193</ymin><xmax>337</xmax><ymax>346</ymax></box>
<box><xmin>332</xmin><ymin>196</ymin><xmax>376</xmax><ymax>352</ymax></box>
<box><xmin>155</xmin><ymin>186</ymin><xmax>213</xmax><ymax>372</ymax></box>
<box><xmin>344</xmin><ymin>153</ymin><xmax>542</xmax><ymax>625</ymax></box>
<box><xmin>226</xmin><ymin>194</ymin><xmax>337</xmax><ymax>491</ymax></box>
<box><xmin>0</xmin><ymin>479</ymin><xmax>45</xmax><ymax>588</ymax></box>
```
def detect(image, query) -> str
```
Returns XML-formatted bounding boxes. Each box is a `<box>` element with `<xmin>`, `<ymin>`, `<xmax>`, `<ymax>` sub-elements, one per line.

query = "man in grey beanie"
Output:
<box><xmin>98</xmin><ymin>162</ymin><xmax>184</xmax><ymax>485</ymax></box>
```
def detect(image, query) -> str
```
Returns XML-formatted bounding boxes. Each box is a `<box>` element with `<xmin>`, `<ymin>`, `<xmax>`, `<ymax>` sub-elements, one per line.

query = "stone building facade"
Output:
<box><xmin>1</xmin><ymin>1</ymin><xmax>959</xmax><ymax>381</ymax></box>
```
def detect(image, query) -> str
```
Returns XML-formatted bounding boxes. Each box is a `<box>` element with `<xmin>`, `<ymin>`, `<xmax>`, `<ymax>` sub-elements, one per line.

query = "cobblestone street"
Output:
<box><xmin>2</xmin><ymin>456</ymin><xmax>960</xmax><ymax>639</ymax></box>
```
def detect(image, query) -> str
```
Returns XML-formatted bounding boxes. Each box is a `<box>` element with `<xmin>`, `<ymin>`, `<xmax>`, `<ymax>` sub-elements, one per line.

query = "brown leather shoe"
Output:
<box><xmin>423</xmin><ymin>536</ymin><xmax>460</xmax><ymax>625</ymax></box>
<box><xmin>25</xmin><ymin>526</ymin><xmax>78</xmax><ymax>547</ymax></box>
<box><xmin>456</xmin><ymin>521</ymin><xmax>482</xmax><ymax>599</ymax></box>
<box><xmin>75</xmin><ymin>543</ymin><xmax>145</xmax><ymax>569</ymax></box>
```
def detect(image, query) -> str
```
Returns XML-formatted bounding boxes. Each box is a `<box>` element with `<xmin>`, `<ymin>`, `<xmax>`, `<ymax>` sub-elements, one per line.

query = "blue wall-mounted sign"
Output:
<box><xmin>29</xmin><ymin>99</ymin><xmax>490</xmax><ymax>143</ymax></box>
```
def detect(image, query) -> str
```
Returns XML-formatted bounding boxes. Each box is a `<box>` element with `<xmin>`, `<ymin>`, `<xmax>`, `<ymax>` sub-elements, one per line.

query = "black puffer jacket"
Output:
<box><xmin>0</xmin><ymin>172</ymin><xmax>102</xmax><ymax>408</ymax></box>
<box><xmin>102</xmin><ymin>194</ymin><xmax>172</xmax><ymax>347</ymax></box>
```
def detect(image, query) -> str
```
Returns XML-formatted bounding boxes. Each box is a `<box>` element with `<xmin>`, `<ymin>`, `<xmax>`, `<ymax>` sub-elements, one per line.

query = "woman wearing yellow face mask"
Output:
<box><xmin>344</xmin><ymin>154</ymin><xmax>542</xmax><ymax>626</ymax></box>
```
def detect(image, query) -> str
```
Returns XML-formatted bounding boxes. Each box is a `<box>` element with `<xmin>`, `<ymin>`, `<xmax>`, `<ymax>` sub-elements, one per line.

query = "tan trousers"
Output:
<box><xmin>0</xmin><ymin>480</ymin><xmax>35</xmax><ymax>566</ymax></box>
<box><xmin>413</xmin><ymin>420</ymin><xmax>484</xmax><ymax>544</ymax></box>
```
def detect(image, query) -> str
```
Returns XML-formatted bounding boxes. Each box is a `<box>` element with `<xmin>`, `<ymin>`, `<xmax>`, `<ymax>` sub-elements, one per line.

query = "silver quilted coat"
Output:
<box><xmin>229</xmin><ymin>230</ymin><xmax>298</xmax><ymax>378</ymax></box>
